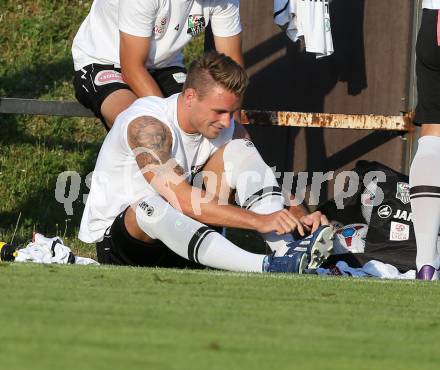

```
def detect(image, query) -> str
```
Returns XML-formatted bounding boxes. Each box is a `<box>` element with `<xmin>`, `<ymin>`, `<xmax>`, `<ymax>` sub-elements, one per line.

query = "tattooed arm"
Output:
<box><xmin>127</xmin><ymin>115</ymin><xmax>187</xmax><ymax>208</ymax></box>
<box><xmin>127</xmin><ymin>116</ymin><xmax>305</xmax><ymax>235</ymax></box>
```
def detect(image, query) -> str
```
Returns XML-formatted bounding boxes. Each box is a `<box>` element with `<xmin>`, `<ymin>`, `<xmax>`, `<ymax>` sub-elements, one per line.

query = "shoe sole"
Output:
<box><xmin>297</xmin><ymin>252</ymin><xmax>310</xmax><ymax>274</ymax></box>
<box><xmin>308</xmin><ymin>227</ymin><xmax>334</xmax><ymax>269</ymax></box>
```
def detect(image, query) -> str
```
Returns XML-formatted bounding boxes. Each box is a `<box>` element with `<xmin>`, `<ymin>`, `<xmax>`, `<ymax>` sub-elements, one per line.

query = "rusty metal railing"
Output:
<box><xmin>1</xmin><ymin>97</ymin><xmax>414</xmax><ymax>132</ymax></box>
<box><xmin>241</xmin><ymin>110</ymin><xmax>413</xmax><ymax>132</ymax></box>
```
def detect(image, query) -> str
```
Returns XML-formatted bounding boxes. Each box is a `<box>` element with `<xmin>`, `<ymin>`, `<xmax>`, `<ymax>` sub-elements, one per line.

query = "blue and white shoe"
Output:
<box><xmin>286</xmin><ymin>225</ymin><xmax>334</xmax><ymax>269</ymax></box>
<box><xmin>416</xmin><ymin>265</ymin><xmax>439</xmax><ymax>281</ymax></box>
<box><xmin>263</xmin><ymin>250</ymin><xmax>309</xmax><ymax>274</ymax></box>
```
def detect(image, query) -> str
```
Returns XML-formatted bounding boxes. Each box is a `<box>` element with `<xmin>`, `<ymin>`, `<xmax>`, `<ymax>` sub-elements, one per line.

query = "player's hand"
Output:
<box><xmin>255</xmin><ymin>209</ymin><xmax>305</xmax><ymax>236</ymax></box>
<box><xmin>299</xmin><ymin>211</ymin><xmax>329</xmax><ymax>233</ymax></box>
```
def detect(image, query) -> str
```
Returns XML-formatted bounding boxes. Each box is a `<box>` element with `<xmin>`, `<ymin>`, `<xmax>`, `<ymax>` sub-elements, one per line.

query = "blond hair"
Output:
<box><xmin>183</xmin><ymin>51</ymin><xmax>248</xmax><ymax>98</ymax></box>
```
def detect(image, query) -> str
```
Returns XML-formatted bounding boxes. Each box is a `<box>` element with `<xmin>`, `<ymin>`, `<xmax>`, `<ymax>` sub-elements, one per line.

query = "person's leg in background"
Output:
<box><xmin>73</xmin><ymin>64</ymin><xmax>186</xmax><ymax>130</ymax></box>
<box><xmin>73</xmin><ymin>64</ymin><xmax>137</xmax><ymax>130</ymax></box>
<box><xmin>100</xmin><ymin>66</ymin><xmax>187</xmax><ymax>128</ymax></box>
<box><xmin>410</xmin><ymin>9</ymin><xmax>440</xmax><ymax>280</ymax></box>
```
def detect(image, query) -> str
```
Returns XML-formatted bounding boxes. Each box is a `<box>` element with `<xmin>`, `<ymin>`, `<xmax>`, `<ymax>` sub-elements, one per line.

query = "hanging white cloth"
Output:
<box><xmin>273</xmin><ymin>0</ymin><xmax>334</xmax><ymax>58</ymax></box>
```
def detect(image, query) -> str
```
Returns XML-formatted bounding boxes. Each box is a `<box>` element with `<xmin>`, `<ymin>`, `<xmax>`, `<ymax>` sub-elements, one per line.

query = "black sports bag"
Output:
<box><xmin>318</xmin><ymin>160</ymin><xmax>416</xmax><ymax>272</ymax></box>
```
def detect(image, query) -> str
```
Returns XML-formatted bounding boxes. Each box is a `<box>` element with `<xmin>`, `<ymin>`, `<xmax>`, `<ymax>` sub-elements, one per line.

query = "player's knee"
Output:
<box><xmin>223</xmin><ymin>139</ymin><xmax>258</xmax><ymax>158</ymax></box>
<box><xmin>101</xmin><ymin>89</ymin><xmax>137</xmax><ymax>127</ymax></box>
<box><xmin>223</xmin><ymin>139</ymin><xmax>263</xmax><ymax>188</ymax></box>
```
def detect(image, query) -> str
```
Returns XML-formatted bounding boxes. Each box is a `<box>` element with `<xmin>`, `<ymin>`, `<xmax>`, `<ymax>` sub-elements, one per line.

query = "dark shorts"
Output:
<box><xmin>414</xmin><ymin>9</ymin><xmax>440</xmax><ymax>125</ymax></box>
<box><xmin>96</xmin><ymin>208</ymin><xmax>202</xmax><ymax>269</ymax></box>
<box><xmin>73</xmin><ymin>64</ymin><xmax>187</xmax><ymax>130</ymax></box>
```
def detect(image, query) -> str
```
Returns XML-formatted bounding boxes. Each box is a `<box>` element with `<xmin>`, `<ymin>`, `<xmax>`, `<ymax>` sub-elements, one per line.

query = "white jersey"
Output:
<box><xmin>72</xmin><ymin>0</ymin><xmax>241</xmax><ymax>71</ymax></box>
<box><xmin>423</xmin><ymin>0</ymin><xmax>440</xmax><ymax>9</ymax></box>
<box><xmin>79</xmin><ymin>93</ymin><xmax>234</xmax><ymax>243</ymax></box>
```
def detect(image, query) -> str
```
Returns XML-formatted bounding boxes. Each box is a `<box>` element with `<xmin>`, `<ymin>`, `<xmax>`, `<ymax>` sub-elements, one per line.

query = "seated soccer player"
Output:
<box><xmin>79</xmin><ymin>52</ymin><xmax>331</xmax><ymax>273</ymax></box>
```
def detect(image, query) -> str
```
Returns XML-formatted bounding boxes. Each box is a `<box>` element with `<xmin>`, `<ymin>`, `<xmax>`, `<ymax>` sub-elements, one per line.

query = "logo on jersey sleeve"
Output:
<box><xmin>396</xmin><ymin>182</ymin><xmax>410</xmax><ymax>204</ymax></box>
<box><xmin>154</xmin><ymin>16</ymin><xmax>169</xmax><ymax>36</ymax></box>
<box><xmin>187</xmin><ymin>15</ymin><xmax>205</xmax><ymax>36</ymax></box>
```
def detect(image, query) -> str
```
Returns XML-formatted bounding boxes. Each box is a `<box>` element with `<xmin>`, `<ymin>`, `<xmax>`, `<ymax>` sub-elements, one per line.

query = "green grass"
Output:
<box><xmin>0</xmin><ymin>1</ymin><xmax>206</xmax><ymax>256</ymax></box>
<box><xmin>1</xmin><ymin>263</ymin><xmax>440</xmax><ymax>370</ymax></box>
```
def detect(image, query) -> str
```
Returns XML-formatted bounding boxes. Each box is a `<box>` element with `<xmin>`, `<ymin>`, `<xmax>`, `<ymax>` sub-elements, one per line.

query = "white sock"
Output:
<box><xmin>134</xmin><ymin>195</ymin><xmax>265</xmax><ymax>272</ymax></box>
<box><xmin>409</xmin><ymin>136</ymin><xmax>440</xmax><ymax>270</ymax></box>
<box><xmin>223</xmin><ymin>139</ymin><xmax>294</xmax><ymax>255</ymax></box>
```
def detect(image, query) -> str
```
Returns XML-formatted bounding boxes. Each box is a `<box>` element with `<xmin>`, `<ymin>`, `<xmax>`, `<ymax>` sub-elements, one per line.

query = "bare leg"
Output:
<box><xmin>100</xmin><ymin>89</ymin><xmax>138</xmax><ymax>129</ymax></box>
<box><xmin>421</xmin><ymin>123</ymin><xmax>440</xmax><ymax>137</ymax></box>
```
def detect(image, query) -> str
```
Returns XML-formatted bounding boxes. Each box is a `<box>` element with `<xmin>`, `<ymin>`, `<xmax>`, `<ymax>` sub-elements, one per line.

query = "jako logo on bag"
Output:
<box><xmin>377</xmin><ymin>205</ymin><xmax>392</xmax><ymax>218</ymax></box>
<box><xmin>392</xmin><ymin>209</ymin><xmax>412</xmax><ymax>222</ymax></box>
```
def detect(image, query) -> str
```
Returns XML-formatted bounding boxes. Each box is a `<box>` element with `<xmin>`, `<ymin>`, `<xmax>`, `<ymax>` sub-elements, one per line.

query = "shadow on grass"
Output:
<box><xmin>0</xmin><ymin>57</ymin><xmax>104</xmax><ymax>241</ymax></box>
<box><xmin>1</xmin><ymin>113</ymin><xmax>103</xmax><ymax>151</ymax></box>
<box><xmin>0</xmin><ymin>143</ymin><xmax>100</xmax><ymax>241</ymax></box>
<box><xmin>0</xmin><ymin>57</ymin><xmax>74</xmax><ymax>99</ymax></box>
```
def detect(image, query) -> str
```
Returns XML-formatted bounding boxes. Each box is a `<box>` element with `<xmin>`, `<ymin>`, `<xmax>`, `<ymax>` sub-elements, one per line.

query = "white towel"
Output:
<box><xmin>14</xmin><ymin>233</ymin><xmax>98</xmax><ymax>265</ymax></box>
<box><xmin>316</xmin><ymin>261</ymin><xmax>371</xmax><ymax>277</ymax></box>
<box><xmin>273</xmin><ymin>0</ymin><xmax>334</xmax><ymax>58</ymax></box>
<box><xmin>363</xmin><ymin>260</ymin><xmax>415</xmax><ymax>280</ymax></box>
<box><xmin>316</xmin><ymin>260</ymin><xmax>416</xmax><ymax>279</ymax></box>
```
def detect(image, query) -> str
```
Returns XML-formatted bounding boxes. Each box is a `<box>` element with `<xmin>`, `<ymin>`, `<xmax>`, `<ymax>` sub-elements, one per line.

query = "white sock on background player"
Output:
<box><xmin>409</xmin><ymin>136</ymin><xmax>440</xmax><ymax>270</ymax></box>
<box><xmin>135</xmin><ymin>194</ymin><xmax>265</xmax><ymax>272</ymax></box>
<box><xmin>223</xmin><ymin>139</ymin><xmax>294</xmax><ymax>256</ymax></box>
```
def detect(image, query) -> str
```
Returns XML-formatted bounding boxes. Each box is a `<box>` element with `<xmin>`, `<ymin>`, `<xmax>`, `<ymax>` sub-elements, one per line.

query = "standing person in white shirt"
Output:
<box><xmin>72</xmin><ymin>0</ymin><xmax>245</xmax><ymax>131</ymax></box>
<box><xmin>410</xmin><ymin>0</ymin><xmax>440</xmax><ymax>280</ymax></box>
<box><xmin>79</xmin><ymin>52</ymin><xmax>331</xmax><ymax>273</ymax></box>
